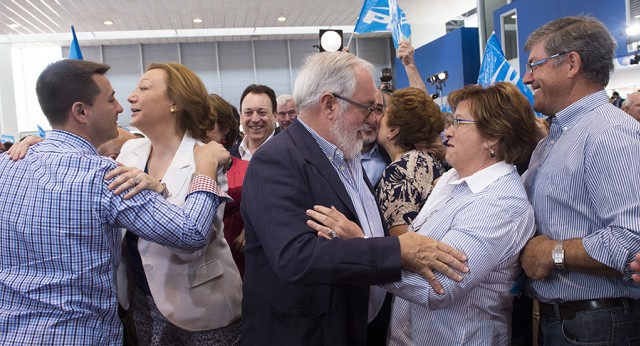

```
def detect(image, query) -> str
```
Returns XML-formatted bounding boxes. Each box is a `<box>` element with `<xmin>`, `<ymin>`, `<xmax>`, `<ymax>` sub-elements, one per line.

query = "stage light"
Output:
<box><xmin>318</xmin><ymin>29</ymin><xmax>343</xmax><ymax>52</ymax></box>
<box><xmin>428</xmin><ymin>71</ymin><xmax>448</xmax><ymax>84</ymax></box>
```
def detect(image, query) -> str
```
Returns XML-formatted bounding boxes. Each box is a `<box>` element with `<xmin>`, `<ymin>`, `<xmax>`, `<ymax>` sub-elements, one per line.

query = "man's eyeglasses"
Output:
<box><xmin>526</xmin><ymin>52</ymin><xmax>568</xmax><ymax>74</ymax></box>
<box><xmin>448</xmin><ymin>118</ymin><xmax>476</xmax><ymax>129</ymax></box>
<box><xmin>277</xmin><ymin>110</ymin><xmax>298</xmax><ymax>117</ymax></box>
<box><xmin>332</xmin><ymin>93</ymin><xmax>384</xmax><ymax>117</ymax></box>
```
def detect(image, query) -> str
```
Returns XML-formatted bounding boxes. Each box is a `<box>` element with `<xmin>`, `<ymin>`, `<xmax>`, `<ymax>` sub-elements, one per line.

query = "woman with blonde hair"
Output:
<box><xmin>111</xmin><ymin>63</ymin><xmax>242</xmax><ymax>345</ymax></box>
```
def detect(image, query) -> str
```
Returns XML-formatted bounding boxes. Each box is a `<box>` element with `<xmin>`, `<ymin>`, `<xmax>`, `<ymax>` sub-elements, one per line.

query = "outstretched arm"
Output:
<box><xmin>398</xmin><ymin>41</ymin><xmax>427</xmax><ymax>93</ymax></box>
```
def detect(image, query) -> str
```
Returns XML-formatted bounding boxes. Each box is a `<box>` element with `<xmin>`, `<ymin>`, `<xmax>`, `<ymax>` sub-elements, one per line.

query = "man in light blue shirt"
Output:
<box><xmin>520</xmin><ymin>16</ymin><xmax>640</xmax><ymax>344</ymax></box>
<box><xmin>0</xmin><ymin>59</ymin><xmax>229</xmax><ymax>345</ymax></box>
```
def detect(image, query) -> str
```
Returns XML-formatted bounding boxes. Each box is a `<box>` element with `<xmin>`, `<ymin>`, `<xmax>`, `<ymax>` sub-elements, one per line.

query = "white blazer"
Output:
<box><xmin>116</xmin><ymin>134</ymin><xmax>242</xmax><ymax>331</ymax></box>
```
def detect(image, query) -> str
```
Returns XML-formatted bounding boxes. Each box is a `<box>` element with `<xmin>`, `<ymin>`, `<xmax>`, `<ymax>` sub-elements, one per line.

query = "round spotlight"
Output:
<box><xmin>319</xmin><ymin>29</ymin><xmax>343</xmax><ymax>52</ymax></box>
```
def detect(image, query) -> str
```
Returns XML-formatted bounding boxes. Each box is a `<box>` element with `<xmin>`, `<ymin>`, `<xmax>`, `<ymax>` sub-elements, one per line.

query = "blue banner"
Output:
<box><xmin>354</xmin><ymin>0</ymin><xmax>411</xmax><ymax>48</ymax></box>
<box><xmin>68</xmin><ymin>25</ymin><xmax>83</xmax><ymax>60</ymax></box>
<box><xmin>477</xmin><ymin>33</ymin><xmax>539</xmax><ymax>116</ymax></box>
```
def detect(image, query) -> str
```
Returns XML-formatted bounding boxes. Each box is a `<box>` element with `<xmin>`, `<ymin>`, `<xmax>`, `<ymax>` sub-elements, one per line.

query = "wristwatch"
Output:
<box><xmin>552</xmin><ymin>240</ymin><xmax>565</xmax><ymax>270</ymax></box>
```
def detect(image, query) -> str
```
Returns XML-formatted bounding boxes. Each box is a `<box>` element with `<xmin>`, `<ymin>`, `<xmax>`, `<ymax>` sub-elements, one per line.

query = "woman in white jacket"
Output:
<box><xmin>111</xmin><ymin>62</ymin><xmax>242</xmax><ymax>345</ymax></box>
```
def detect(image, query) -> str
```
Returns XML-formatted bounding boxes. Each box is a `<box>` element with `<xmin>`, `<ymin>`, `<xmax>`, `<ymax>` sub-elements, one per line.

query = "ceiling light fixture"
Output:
<box><xmin>104</xmin><ymin>21</ymin><xmax>113</xmax><ymax>25</ymax></box>
<box><xmin>277</xmin><ymin>16</ymin><xmax>286</xmax><ymax>22</ymax></box>
<box><xmin>8</xmin><ymin>23</ymin><xmax>20</xmax><ymax>29</ymax></box>
<box><xmin>193</xmin><ymin>18</ymin><xmax>203</xmax><ymax>23</ymax></box>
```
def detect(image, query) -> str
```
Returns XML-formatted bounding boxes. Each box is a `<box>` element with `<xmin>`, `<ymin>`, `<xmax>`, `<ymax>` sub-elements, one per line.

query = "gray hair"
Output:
<box><xmin>524</xmin><ymin>16</ymin><xmax>616</xmax><ymax>87</ymax></box>
<box><xmin>293</xmin><ymin>52</ymin><xmax>374</xmax><ymax>113</ymax></box>
<box><xmin>276</xmin><ymin>94</ymin><xmax>295</xmax><ymax>107</ymax></box>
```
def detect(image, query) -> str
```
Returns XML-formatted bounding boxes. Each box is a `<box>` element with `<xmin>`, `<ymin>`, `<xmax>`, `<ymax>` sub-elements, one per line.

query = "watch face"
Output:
<box><xmin>553</xmin><ymin>250</ymin><xmax>564</xmax><ymax>263</ymax></box>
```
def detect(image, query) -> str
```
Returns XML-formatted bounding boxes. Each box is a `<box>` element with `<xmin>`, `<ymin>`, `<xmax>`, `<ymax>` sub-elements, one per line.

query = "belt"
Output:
<box><xmin>539</xmin><ymin>298</ymin><xmax>636</xmax><ymax>320</ymax></box>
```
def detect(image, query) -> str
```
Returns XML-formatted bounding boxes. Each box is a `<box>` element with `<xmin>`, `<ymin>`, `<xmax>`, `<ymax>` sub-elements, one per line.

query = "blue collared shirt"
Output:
<box><xmin>0</xmin><ymin>130</ymin><xmax>223</xmax><ymax>345</ymax></box>
<box><xmin>298</xmin><ymin>119</ymin><xmax>386</xmax><ymax>322</ymax></box>
<box><xmin>523</xmin><ymin>90</ymin><xmax>640</xmax><ymax>303</ymax></box>
<box><xmin>361</xmin><ymin>143</ymin><xmax>387</xmax><ymax>186</ymax></box>
<box><xmin>383</xmin><ymin>162</ymin><xmax>535</xmax><ymax>345</ymax></box>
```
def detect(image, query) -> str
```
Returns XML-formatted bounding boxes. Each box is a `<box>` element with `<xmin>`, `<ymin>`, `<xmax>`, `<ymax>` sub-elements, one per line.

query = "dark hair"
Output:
<box><xmin>36</xmin><ymin>59</ymin><xmax>110</xmax><ymax>125</ymax></box>
<box><xmin>447</xmin><ymin>82</ymin><xmax>538</xmax><ymax>165</ymax></box>
<box><xmin>240</xmin><ymin>84</ymin><xmax>277</xmax><ymax>113</ymax></box>
<box><xmin>524</xmin><ymin>16</ymin><xmax>615</xmax><ymax>87</ymax></box>
<box><xmin>147</xmin><ymin>63</ymin><xmax>213</xmax><ymax>141</ymax></box>
<box><xmin>209</xmin><ymin>93</ymin><xmax>239</xmax><ymax>149</ymax></box>
<box><xmin>386</xmin><ymin>87</ymin><xmax>444</xmax><ymax>150</ymax></box>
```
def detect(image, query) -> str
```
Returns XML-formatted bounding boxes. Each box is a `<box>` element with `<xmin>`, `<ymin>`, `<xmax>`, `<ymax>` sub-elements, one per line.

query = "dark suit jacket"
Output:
<box><xmin>240</xmin><ymin>120</ymin><xmax>402</xmax><ymax>346</ymax></box>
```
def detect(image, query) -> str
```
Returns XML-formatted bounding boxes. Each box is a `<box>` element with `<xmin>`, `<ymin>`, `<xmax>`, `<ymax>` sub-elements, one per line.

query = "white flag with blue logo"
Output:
<box><xmin>354</xmin><ymin>0</ymin><xmax>411</xmax><ymax>48</ymax></box>
<box><xmin>478</xmin><ymin>33</ymin><xmax>536</xmax><ymax>112</ymax></box>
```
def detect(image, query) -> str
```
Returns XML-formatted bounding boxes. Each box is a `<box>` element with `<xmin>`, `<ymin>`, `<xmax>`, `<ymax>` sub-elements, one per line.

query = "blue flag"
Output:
<box><xmin>354</xmin><ymin>0</ymin><xmax>411</xmax><ymax>48</ymax></box>
<box><xmin>68</xmin><ymin>25</ymin><xmax>83</xmax><ymax>60</ymax></box>
<box><xmin>477</xmin><ymin>33</ymin><xmax>538</xmax><ymax>115</ymax></box>
<box><xmin>37</xmin><ymin>125</ymin><xmax>46</xmax><ymax>138</ymax></box>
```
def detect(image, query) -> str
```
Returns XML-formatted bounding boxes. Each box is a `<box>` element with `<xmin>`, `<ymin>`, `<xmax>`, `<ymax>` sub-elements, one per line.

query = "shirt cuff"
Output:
<box><xmin>188</xmin><ymin>174</ymin><xmax>231</xmax><ymax>200</ymax></box>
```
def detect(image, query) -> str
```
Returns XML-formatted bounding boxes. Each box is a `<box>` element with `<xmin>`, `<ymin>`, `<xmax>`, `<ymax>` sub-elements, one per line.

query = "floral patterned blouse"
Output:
<box><xmin>375</xmin><ymin>149</ymin><xmax>446</xmax><ymax>230</ymax></box>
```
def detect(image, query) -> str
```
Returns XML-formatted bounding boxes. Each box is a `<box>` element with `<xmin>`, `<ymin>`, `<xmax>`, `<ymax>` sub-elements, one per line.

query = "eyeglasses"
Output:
<box><xmin>526</xmin><ymin>52</ymin><xmax>568</xmax><ymax>74</ymax></box>
<box><xmin>448</xmin><ymin>118</ymin><xmax>476</xmax><ymax>129</ymax></box>
<box><xmin>332</xmin><ymin>93</ymin><xmax>384</xmax><ymax>117</ymax></box>
<box><xmin>277</xmin><ymin>110</ymin><xmax>298</xmax><ymax>117</ymax></box>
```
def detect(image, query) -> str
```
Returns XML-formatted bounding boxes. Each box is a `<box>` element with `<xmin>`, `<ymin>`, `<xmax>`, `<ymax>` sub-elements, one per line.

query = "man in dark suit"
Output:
<box><xmin>240</xmin><ymin>52</ymin><xmax>468</xmax><ymax>346</ymax></box>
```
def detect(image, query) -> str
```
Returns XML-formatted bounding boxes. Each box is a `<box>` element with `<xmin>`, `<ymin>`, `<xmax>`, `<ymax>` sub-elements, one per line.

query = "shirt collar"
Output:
<box><xmin>47</xmin><ymin>129</ymin><xmax>99</xmax><ymax>155</ymax></box>
<box><xmin>448</xmin><ymin>161</ymin><xmax>514</xmax><ymax>193</ymax></box>
<box><xmin>298</xmin><ymin>117</ymin><xmax>362</xmax><ymax>164</ymax></box>
<box><xmin>554</xmin><ymin>90</ymin><xmax>609</xmax><ymax>129</ymax></box>
<box><xmin>361</xmin><ymin>143</ymin><xmax>380</xmax><ymax>160</ymax></box>
<box><xmin>238</xmin><ymin>129</ymin><xmax>276</xmax><ymax>158</ymax></box>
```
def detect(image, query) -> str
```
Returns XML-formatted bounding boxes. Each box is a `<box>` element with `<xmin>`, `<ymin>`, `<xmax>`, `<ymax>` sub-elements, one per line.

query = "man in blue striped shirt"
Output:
<box><xmin>520</xmin><ymin>16</ymin><xmax>640</xmax><ymax>344</ymax></box>
<box><xmin>0</xmin><ymin>59</ymin><xmax>230</xmax><ymax>345</ymax></box>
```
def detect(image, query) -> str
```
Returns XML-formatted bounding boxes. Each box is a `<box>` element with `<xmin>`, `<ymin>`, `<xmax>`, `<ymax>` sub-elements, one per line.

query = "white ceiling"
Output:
<box><xmin>0</xmin><ymin>0</ymin><xmax>477</xmax><ymax>46</ymax></box>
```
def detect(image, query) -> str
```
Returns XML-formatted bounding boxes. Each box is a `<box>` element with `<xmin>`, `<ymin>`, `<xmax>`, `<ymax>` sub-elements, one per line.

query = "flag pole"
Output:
<box><xmin>346</xmin><ymin>16</ymin><xmax>358</xmax><ymax>50</ymax></box>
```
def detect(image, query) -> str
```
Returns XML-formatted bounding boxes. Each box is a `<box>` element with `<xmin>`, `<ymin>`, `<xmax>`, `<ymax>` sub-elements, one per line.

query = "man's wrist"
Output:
<box><xmin>552</xmin><ymin>240</ymin><xmax>566</xmax><ymax>270</ymax></box>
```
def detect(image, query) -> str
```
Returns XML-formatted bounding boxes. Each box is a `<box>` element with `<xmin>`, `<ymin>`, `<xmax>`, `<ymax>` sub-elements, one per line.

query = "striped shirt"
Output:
<box><xmin>383</xmin><ymin>162</ymin><xmax>535</xmax><ymax>345</ymax></box>
<box><xmin>523</xmin><ymin>90</ymin><xmax>640</xmax><ymax>303</ymax></box>
<box><xmin>299</xmin><ymin>119</ymin><xmax>386</xmax><ymax>322</ymax></box>
<box><xmin>0</xmin><ymin>130</ymin><xmax>224</xmax><ymax>345</ymax></box>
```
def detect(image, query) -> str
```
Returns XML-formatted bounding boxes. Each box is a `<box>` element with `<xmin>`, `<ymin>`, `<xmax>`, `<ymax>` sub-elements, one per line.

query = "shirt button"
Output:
<box><xmin>143</xmin><ymin>264</ymin><xmax>153</xmax><ymax>271</ymax></box>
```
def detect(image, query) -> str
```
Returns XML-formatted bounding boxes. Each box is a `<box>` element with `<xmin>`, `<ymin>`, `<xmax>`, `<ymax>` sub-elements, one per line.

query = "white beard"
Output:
<box><xmin>330</xmin><ymin>109</ymin><xmax>367</xmax><ymax>159</ymax></box>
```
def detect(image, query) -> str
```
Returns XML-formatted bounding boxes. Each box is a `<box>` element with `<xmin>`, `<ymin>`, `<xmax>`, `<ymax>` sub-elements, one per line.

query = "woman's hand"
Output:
<box><xmin>6</xmin><ymin>135</ymin><xmax>44</xmax><ymax>161</ymax></box>
<box><xmin>194</xmin><ymin>140</ymin><xmax>230</xmax><ymax>178</ymax></box>
<box><xmin>104</xmin><ymin>164</ymin><xmax>164</xmax><ymax>199</ymax></box>
<box><xmin>306</xmin><ymin>205</ymin><xmax>364</xmax><ymax>240</ymax></box>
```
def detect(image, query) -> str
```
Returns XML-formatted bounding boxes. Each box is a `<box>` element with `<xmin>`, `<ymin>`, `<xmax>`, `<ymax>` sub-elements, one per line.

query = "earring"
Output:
<box><xmin>489</xmin><ymin>148</ymin><xmax>496</xmax><ymax>158</ymax></box>
<box><xmin>170</xmin><ymin>106</ymin><xmax>176</xmax><ymax>113</ymax></box>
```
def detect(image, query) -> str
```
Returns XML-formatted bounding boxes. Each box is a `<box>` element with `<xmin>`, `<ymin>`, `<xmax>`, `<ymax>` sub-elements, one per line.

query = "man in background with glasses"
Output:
<box><xmin>275</xmin><ymin>94</ymin><xmax>299</xmax><ymax>130</ymax></box>
<box><xmin>520</xmin><ymin>16</ymin><xmax>640</xmax><ymax>344</ymax></box>
<box><xmin>239</xmin><ymin>51</ymin><xmax>468</xmax><ymax>345</ymax></box>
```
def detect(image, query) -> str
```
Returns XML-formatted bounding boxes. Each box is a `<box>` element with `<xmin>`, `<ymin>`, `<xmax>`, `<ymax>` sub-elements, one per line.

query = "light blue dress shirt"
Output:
<box><xmin>523</xmin><ymin>90</ymin><xmax>640</xmax><ymax>303</ymax></box>
<box><xmin>0</xmin><ymin>130</ymin><xmax>224</xmax><ymax>345</ymax></box>
<box><xmin>383</xmin><ymin>162</ymin><xmax>535</xmax><ymax>345</ymax></box>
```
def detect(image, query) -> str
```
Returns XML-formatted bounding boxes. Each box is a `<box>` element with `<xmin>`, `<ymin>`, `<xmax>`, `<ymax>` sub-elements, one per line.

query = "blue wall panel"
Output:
<box><xmin>494</xmin><ymin>0</ymin><xmax>628</xmax><ymax>74</ymax></box>
<box><xmin>395</xmin><ymin>27</ymin><xmax>480</xmax><ymax>97</ymax></box>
